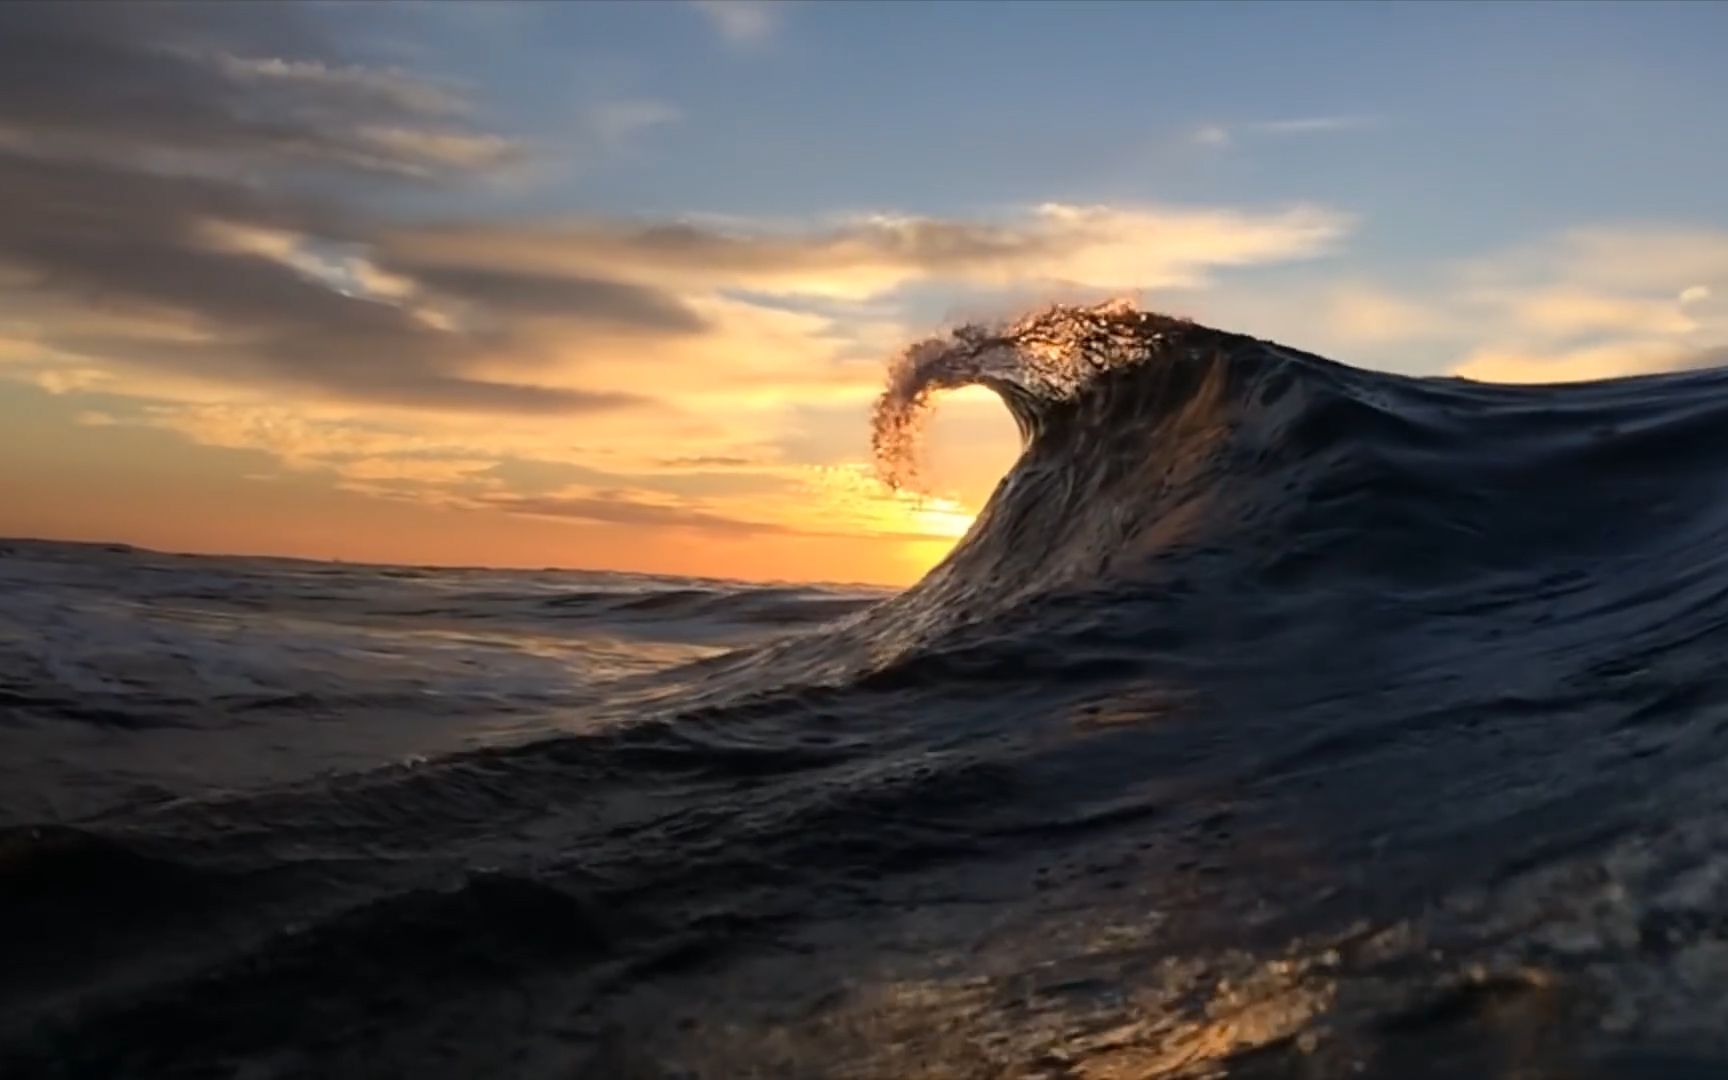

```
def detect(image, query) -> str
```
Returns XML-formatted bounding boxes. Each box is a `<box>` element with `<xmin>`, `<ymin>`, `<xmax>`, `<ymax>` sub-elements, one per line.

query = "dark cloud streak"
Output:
<box><xmin>401</xmin><ymin>264</ymin><xmax>709</xmax><ymax>333</ymax></box>
<box><xmin>0</xmin><ymin>2</ymin><xmax>504</xmax><ymax>177</ymax></box>
<box><xmin>381</xmin><ymin>216</ymin><xmax>1061</xmax><ymax>287</ymax></box>
<box><xmin>484</xmin><ymin>490</ymin><xmax>955</xmax><ymax>542</ymax></box>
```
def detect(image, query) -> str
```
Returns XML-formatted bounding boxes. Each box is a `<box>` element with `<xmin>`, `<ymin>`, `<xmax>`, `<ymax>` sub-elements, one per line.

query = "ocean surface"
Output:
<box><xmin>10</xmin><ymin>302</ymin><xmax>1728</xmax><ymax>1078</ymax></box>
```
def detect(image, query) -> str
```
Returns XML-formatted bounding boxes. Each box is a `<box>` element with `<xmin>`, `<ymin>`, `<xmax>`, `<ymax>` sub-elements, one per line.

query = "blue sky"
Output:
<box><xmin>391</xmin><ymin>2</ymin><xmax>1728</xmax><ymax>231</ymax></box>
<box><xmin>0</xmin><ymin>1</ymin><xmax>1725</xmax><ymax>580</ymax></box>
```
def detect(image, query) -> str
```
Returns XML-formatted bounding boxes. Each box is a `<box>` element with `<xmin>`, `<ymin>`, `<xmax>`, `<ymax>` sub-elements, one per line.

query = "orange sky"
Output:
<box><xmin>0</xmin><ymin>381</ymin><xmax>1015</xmax><ymax>585</ymax></box>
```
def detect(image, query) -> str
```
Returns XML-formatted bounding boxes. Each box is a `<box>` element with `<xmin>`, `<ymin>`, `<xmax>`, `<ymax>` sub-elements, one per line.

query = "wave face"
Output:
<box><xmin>12</xmin><ymin>305</ymin><xmax>1728</xmax><ymax>1077</ymax></box>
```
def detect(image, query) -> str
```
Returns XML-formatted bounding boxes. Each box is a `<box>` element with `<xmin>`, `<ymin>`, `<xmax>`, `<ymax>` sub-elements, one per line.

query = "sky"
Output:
<box><xmin>2</xmin><ymin>1</ymin><xmax>1726</xmax><ymax>585</ymax></box>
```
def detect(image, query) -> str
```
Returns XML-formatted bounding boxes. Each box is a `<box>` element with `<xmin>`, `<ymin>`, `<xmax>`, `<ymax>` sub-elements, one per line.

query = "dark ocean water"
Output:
<box><xmin>10</xmin><ymin>303</ymin><xmax>1728</xmax><ymax>1078</ymax></box>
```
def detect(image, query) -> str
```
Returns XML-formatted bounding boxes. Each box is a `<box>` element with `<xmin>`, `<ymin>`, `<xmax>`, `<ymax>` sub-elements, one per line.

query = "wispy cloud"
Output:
<box><xmin>381</xmin><ymin>201</ymin><xmax>1352</xmax><ymax>301</ymax></box>
<box><xmin>1453</xmin><ymin>340</ymin><xmax>1715</xmax><ymax>384</ymax></box>
<box><xmin>1264</xmin><ymin>226</ymin><xmax>1728</xmax><ymax>384</ymax></box>
<box><xmin>0</xmin><ymin>4</ymin><xmax>520</xmax><ymax>177</ymax></box>
<box><xmin>690</xmin><ymin>0</ymin><xmax>782</xmax><ymax>46</ymax></box>
<box><xmin>1191</xmin><ymin>125</ymin><xmax>1233</xmax><ymax>148</ymax></box>
<box><xmin>1507</xmin><ymin>288</ymin><xmax>1698</xmax><ymax>338</ymax></box>
<box><xmin>1253</xmin><ymin>116</ymin><xmax>1377</xmax><ymax>135</ymax></box>
<box><xmin>477</xmin><ymin>467</ymin><xmax>970</xmax><ymax>544</ymax></box>
<box><xmin>1446</xmin><ymin>226</ymin><xmax>1728</xmax><ymax>383</ymax></box>
<box><xmin>1322</xmin><ymin>284</ymin><xmax>1451</xmax><ymax>345</ymax></box>
<box><xmin>1119</xmin><ymin>220</ymin><xmax>1728</xmax><ymax>388</ymax></box>
<box><xmin>1191</xmin><ymin>115</ymin><xmax>1378</xmax><ymax>149</ymax></box>
<box><xmin>578</xmin><ymin>100</ymin><xmax>682</xmax><ymax>145</ymax></box>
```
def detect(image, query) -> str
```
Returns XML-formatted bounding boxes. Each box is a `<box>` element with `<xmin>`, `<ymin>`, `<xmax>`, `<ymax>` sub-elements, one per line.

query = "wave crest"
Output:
<box><xmin>870</xmin><ymin>300</ymin><xmax>1191</xmax><ymax>491</ymax></box>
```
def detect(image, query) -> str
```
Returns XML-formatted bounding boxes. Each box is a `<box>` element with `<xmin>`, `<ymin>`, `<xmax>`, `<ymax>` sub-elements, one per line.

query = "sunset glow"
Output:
<box><xmin>2</xmin><ymin>3</ymin><xmax>1725</xmax><ymax>583</ymax></box>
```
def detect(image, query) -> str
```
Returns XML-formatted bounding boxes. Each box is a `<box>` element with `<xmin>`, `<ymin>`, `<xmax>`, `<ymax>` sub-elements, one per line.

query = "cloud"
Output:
<box><xmin>1252</xmin><ymin>116</ymin><xmax>1378</xmax><ymax>136</ymax></box>
<box><xmin>1191</xmin><ymin>116</ymin><xmax>1377</xmax><ymax>149</ymax></box>
<box><xmin>481</xmin><ymin>488</ymin><xmax>824</xmax><ymax>536</ymax></box>
<box><xmin>0</xmin><ymin>152</ymin><xmax>647</xmax><ymax>414</ymax></box>
<box><xmin>480</xmin><ymin>475</ymin><xmax>964</xmax><ymax>544</ymax></box>
<box><xmin>1198</xmin><ymin>222</ymin><xmax>1728</xmax><ymax>384</ymax></box>
<box><xmin>1437</xmin><ymin>226</ymin><xmax>1728</xmax><ymax>383</ymax></box>
<box><xmin>1507</xmin><ymin>288</ymin><xmax>1696</xmax><ymax>337</ymax></box>
<box><xmin>0</xmin><ymin>7</ymin><xmax>660</xmax><ymax>417</ymax></box>
<box><xmin>580</xmin><ymin>100</ymin><xmax>682</xmax><ymax>144</ymax></box>
<box><xmin>1323</xmin><ymin>284</ymin><xmax>1451</xmax><ymax>345</ymax></box>
<box><xmin>381</xmin><ymin>201</ymin><xmax>1352</xmax><ymax>301</ymax></box>
<box><xmin>655</xmin><ymin>455</ymin><xmax>758</xmax><ymax>468</ymax></box>
<box><xmin>1458</xmin><ymin>227</ymin><xmax>1728</xmax><ymax>297</ymax></box>
<box><xmin>348</xmin><ymin>126</ymin><xmax>517</xmax><ymax>174</ymax></box>
<box><xmin>1128</xmin><ymin>217</ymin><xmax>1728</xmax><ymax>392</ymax></box>
<box><xmin>124</xmin><ymin>405</ymin><xmax>454</xmax><ymax>469</ymax></box>
<box><xmin>335</xmin><ymin>457</ymin><xmax>500</xmax><ymax>485</ymax></box>
<box><xmin>34</xmin><ymin>368</ymin><xmax>110</xmax><ymax>395</ymax></box>
<box><xmin>213</xmin><ymin>55</ymin><xmax>471</xmax><ymax>118</ymax></box>
<box><xmin>1453</xmin><ymin>340</ymin><xmax>1715</xmax><ymax>384</ymax></box>
<box><xmin>690</xmin><ymin>0</ymin><xmax>781</xmax><ymax>45</ymax></box>
<box><xmin>0</xmin><ymin>4</ymin><xmax>517</xmax><ymax>177</ymax></box>
<box><xmin>1191</xmin><ymin>125</ymin><xmax>1233</xmax><ymax>148</ymax></box>
<box><xmin>400</xmin><ymin>264</ymin><xmax>709</xmax><ymax>330</ymax></box>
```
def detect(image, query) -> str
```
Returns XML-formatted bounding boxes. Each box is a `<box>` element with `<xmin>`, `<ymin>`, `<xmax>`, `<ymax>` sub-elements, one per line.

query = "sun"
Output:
<box><xmin>907</xmin><ymin>495</ymin><xmax>976</xmax><ymax>540</ymax></box>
